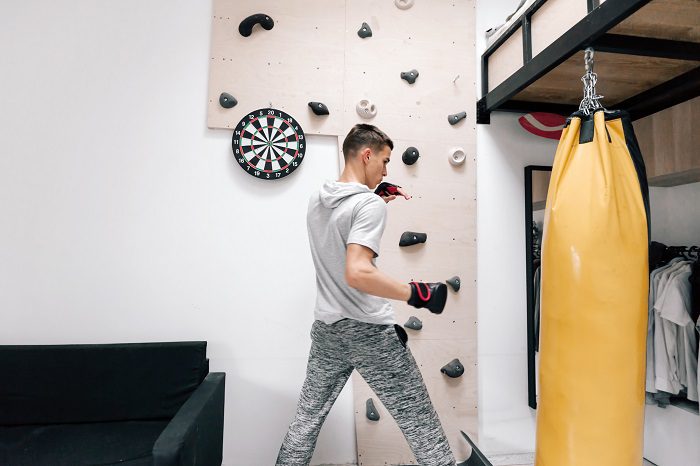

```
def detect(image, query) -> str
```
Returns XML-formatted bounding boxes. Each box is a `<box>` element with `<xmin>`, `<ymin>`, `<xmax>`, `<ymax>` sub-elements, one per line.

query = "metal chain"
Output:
<box><xmin>578</xmin><ymin>47</ymin><xmax>605</xmax><ymax>115</ymax></box>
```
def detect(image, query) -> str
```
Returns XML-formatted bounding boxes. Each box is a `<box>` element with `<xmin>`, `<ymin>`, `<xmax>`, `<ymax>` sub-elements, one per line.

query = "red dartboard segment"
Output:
<box><xmin>231</xmin><ymin>108</ymin><xmax>306</xmax><ymax>180</ymax></box>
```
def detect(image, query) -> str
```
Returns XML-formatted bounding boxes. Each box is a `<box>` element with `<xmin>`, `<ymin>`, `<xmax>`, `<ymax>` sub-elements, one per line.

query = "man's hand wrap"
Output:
<box><xmin>407</xmin><ymin>281</ymin><xmax>448</xmax><ymax>314</ymax></box>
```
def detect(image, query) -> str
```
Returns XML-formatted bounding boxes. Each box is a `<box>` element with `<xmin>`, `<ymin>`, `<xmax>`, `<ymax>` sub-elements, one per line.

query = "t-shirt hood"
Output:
<box><xmin>319</xmin><ymin>180</ymin><xmax>372</xmax><ymax>208</ymax></box>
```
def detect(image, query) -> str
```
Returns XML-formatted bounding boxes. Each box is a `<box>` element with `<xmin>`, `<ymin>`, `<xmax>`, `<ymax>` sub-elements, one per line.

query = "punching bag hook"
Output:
<box><xmin>579</xmin><ymin>47</ymin><xmax>605</xmax><ymax>115</ymax></box>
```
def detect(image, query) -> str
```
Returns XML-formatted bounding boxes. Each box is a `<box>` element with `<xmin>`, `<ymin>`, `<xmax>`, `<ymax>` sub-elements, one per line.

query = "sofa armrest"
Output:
<box><xmin>153</xmin><ymin>372</ymin><xmax>225</xmax><ymax>466</ymax></box>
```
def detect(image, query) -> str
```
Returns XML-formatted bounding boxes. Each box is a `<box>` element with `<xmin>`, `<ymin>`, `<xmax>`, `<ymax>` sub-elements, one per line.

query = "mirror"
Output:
<box><xmin>525</xmin><ymin>165</ymin><xmax>552</xmax><ymax>409</ymax></box>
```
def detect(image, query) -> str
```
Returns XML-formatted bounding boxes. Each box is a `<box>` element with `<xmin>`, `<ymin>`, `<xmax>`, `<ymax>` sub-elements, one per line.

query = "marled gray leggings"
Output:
<box><xmin>276</xmin><ymin>319</ymin><xmax>455</xmax><ymax>466</ymax></box>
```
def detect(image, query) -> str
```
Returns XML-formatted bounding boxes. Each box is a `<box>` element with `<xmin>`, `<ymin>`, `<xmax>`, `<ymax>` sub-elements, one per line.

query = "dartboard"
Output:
<box><xmin>232</xmin><ymin>108</ymin><xmax>305</xmax><ymax>180</ymax></box>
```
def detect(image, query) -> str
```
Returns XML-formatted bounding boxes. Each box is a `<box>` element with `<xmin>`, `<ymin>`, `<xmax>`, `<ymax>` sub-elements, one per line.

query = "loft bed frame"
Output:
<box><xmin>477</xmin><ymin>0</ymin><xmax>700</xmax><ymax>124</ymax></box>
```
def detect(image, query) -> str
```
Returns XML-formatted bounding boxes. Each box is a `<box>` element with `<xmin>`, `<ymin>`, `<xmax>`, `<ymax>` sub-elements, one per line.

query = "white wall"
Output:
<box><xmin>649</xmin><ymin>183</ymin><xmax>700</xmax><ymax>246</ymax></box>
<box><xmin>0</xmin><ymin>2</ymin><xmax>355</xmax><ymax>465</ymax></box>
<box><xmin>475</xmin><ymin>0</ymin><xmax>559</xmax><ymax>455</ymax></box>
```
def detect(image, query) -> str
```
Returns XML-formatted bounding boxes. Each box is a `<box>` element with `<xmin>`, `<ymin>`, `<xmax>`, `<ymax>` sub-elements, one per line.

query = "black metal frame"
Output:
<box><xmin>477</xmin><ymin>0</ymin><xmax>700</xmax><ymax>124</ymax></box>
<box><xmin>524</xmin><ymin>165</ymin><xmax>552</xmax><ymax>410</ymax></box>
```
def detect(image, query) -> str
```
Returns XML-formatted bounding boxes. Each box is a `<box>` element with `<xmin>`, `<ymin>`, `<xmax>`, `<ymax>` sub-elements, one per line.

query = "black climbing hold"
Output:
<box><xmin>448</xmin><ymin>111</ymin><xmax>467</xmax><ymax>125</ymax></box>
<box><xmin>219</xmin><ymin>92</ymin><xmax>237</xmax><ymax>109</ymax></box>
<box><xmin>447</xmin><ymin>276</ymin><xmax>461</xmax><ymax>292</ymax></box>
<box><xmin>441</xmin><ymin>358</ymin><xmax>464</xmax><ymax>378</ymax></box>
<box><xmin>366</xmin><ymin>398</ymin><xmax>380</xmax><ymax>421</ymax></box>
<box><xmin>357</xmin><ymin>22</ymin><xmax>372</xmax><ymax>38</ymax></box>
<box><xmin>404</xmin><ymin>316</ymin><xmax>423</xmax><ymax>331</ymax></box>
<box><xmin>402</xmin><ymin>146</ymin><xmax>420</xmax><ymax>165</ymax></box>
<box><xmin>238</xmin><ymin>13</ymin><xmax>274</xmax><ymax>37</ymax></box>
<box><xmin>399</xmin><ymin>231</ymin><xmax>427</xmax><ymax>247</ymax></box>
<box><xmin>401</xmin><ymin>69</ymin><xmax>419</xmax><ymax>84</ymax></box>
<box><xmin>308</xmin><ymin>101</ymin><xmax>329</xmax><ymax>116</ymax></box>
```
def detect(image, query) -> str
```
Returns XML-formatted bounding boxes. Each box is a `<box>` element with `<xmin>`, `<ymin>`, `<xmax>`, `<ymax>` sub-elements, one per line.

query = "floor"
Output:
<box><xmin>317</xmin><ymin>457</ymin><xmax>658</xmax><ymax>466</ymax></box>
<box><xmin>485</xmin><ymin>455</ymin><xmax>657</xmax><ymax>466</ymax></box>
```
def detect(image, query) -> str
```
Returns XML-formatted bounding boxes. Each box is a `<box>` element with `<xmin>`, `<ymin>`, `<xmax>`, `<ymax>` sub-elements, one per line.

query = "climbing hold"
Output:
<box><xmin>308</xmin><ymin>101</ymin><xmax>329</xmax><ymax>116</ymax></box>
<box><xmin>366</xmin><ymin>398</ymin><xmax>380</xmax><ymax>421</ymax></box>
<box><xmin>399</xmin><ymin>231</ymin><xmax>427</xmax><ymax>247</ymax></box>
<box><xmin>219</xmin><ymin>92</ymin><xmax>237</xmax><ymax>109</ymax></box>
<box><xmin>446</xmin><ymin>276</ymin><xmax>461</xmax><ymax>292</ymax></box>
<box><xmin>441</xmin><ymin>358</ymin><xmax>464</xmax><ymax>378</ymax></box>
<box><xmin>404</xmin><ymin>316</ymin><xmax>423</xmax><ymax>331</ymax></box>
<box><xmin>356</xmin><ymin>99</ymin><xmax>377</xmax><ymax>119</ymax></box>
<box><xmin>401</xmin><ymin>69</ymin><xmax>419</xmax><ymax>84</ymax></box>
<box><xmin>395</xmin><ymin>0</ymin><xmax>415</xmax><ymax>10</ymax></box>
<box><xmin>357</xmin><ymin>22</ymin><xmax>373</xmax><ymax>38</ymax></box>
<box><xmin>449</xmin><ymin>147</ymin><xmax>466</xmax><ymax>166</ymax></box>
<box><xmin>448</xmin><ymin>111</ymin><xmax>467</xmax><ymax>125</ymax></box>
<box><xmin>238</xmin><ymin>14</ymin><xmax>274</xmax><ymax>37</ymax></box>
<box><xmin>402</xmin><ymin>147</ymin><xmax>420</xmax><ymax>165</ymax></box>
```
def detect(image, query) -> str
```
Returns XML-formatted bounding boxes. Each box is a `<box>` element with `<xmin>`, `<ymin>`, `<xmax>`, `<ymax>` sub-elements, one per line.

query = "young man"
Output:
<box><xmin>276</xmin><ymin>124</ymin><xmax>455</xmax><ymax>466</ymax></box>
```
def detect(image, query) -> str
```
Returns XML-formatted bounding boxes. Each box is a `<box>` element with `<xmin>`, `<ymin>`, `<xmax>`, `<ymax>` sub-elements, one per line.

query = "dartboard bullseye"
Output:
<box><xmin>232</xmin><ymin>108</ymin><xmax>306</xmax><ymax>180</ymax></box>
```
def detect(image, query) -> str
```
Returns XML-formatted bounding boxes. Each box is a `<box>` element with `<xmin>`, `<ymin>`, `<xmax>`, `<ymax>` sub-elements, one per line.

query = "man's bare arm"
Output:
<box><xmin>345</xmin><ymin>243</ymin><xmax>411</xmax><ymax>301</ymax></box>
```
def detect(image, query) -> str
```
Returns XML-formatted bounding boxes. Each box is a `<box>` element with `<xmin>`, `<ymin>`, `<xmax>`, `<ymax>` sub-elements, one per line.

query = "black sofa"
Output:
<box><xmin>0</xmin><ymin>341</ymin><xmax>225</xmax><ymax>466</ymax></box>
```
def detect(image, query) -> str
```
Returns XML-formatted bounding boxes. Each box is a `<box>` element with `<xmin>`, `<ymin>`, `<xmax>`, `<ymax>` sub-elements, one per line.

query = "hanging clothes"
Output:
<box><xmin>646</xmin><ymin>246</ymin><xmax>699</xmax><ymax>405</ymax></box>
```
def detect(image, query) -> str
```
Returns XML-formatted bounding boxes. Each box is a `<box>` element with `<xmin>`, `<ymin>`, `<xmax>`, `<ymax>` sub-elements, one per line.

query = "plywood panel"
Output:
<box><xmin>208</xmin><ymin>1</ymin><xmax>345</xmax><ymax>134</ymax></box>
<box><xmin>531</xmin><ymin>0</ymin><xmax>588</xmax><ymax>57</ymax></box>
<box><xmin>611</xmin><ymin>0</ymin><xmax>700</xmax><ymax>43</ymax></box>
<box><xmin>353</xmin><ymin>339</ymin><xmax>478</xmax><ymax>466</ymax></box>
<box><xmin>343</xmin><ymin>0</ymin><xmax>476</xmax><ymax>143</ymax></box>
<box><xmin>488</xmin><ymin>27</ymin><xmax>523</xmax><ymax>92</ymax></box>
<box><xmin>209</xmin><ymin>2</ymin><xmax>477</xmax><ymax>464</ymax></box>
<box><xmin>514</xmin><ymin>51</ymin><xmax>699</xmax><ymax>105</ymax></box>
<box><xmin>345</xmin><ymin>1</ymin><xmax>477</xmax><ymax>464</ymax></box>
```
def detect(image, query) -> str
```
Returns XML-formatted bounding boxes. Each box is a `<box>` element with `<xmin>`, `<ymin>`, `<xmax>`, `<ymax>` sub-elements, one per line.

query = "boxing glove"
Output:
<box><xmin>374</xmin><ymin>182</ymin><xmax>401</xmax><ymax>197</ymax></box>
<box><xmin>407</xmin><ymin>281</ymin><xmax>448</xmax><ymax>314</ymax></box>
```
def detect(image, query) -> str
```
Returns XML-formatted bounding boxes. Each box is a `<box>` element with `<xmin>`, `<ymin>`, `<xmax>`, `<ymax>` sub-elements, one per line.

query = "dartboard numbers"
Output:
<box><xmin>232</xmin><ymin>108</ymin><xmax>306</xmax><ymax>180</ymax></box>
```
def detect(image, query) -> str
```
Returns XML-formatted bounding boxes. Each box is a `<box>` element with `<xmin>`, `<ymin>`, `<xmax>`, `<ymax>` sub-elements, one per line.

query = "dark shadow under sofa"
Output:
<box><xmin>0</xmin><ymin>341</ymin><xmax>225</xmax><ymax>466</ymax></box>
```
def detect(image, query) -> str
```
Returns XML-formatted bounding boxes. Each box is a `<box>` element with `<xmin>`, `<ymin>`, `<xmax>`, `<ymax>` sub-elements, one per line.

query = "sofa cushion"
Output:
<box><xmin>0</xmin><ymin>342</ymin><xmax>208</xmax><ymax>425</ymax></box>
<box><xmin>0</xmin><ymin>419</ymin><xmax>168</xmax><ymax>466</ymax></box>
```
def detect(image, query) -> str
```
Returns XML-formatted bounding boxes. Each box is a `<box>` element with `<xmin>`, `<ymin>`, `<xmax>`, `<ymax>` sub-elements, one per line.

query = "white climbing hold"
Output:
<box><xmin>449</xmin><ymin>147</ymin><xmax>466</xmax><ymax>166</ymax></box>
<box><xmin>356</xmin><ymin>99</ymin><xmax>377</xmax><ymax>119</ymax></box>
<box><xmin>395</xmin><ymin>0</ymin><xmax>415</xmax><ymax>10</ymax></box>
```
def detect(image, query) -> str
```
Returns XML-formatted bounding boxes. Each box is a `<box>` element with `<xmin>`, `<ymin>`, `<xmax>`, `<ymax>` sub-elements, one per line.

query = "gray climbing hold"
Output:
<box><xmin>448</xmin><ymin>111</ymin><xmax>467</xmax><ymax>125</ymax></box>
<box><xmin>366</xmin><ymin>398</ymin><xmax>380</xmax><ymax>421</ymax></box>
<box><xmin>447</xmin><ymin>276</ymin><xmax>461</xmax><ymax>292</ymax></box>
<box><xmin>404</xmin><ymin>316</ymin><xmax>423</xmax><ymax>331</ymax></box>
<box><xmin>308</xmin><ymin>101</ymin><xmax>329</xmax><ymax>116</ymax></box>
<box><xmin>402</xmin><ymin>146</ymin><xmax>420</xmax><ymax>165</ymax></box>
<box><xmin>401</xmin><ymin>69</ymin><xmax>419</xmax><ymax>84</ymax></box>
<box><xmin>238</xmin><ymin>13</ymin><xmax>274</xmax><ymax>37</ymax></box>
<box><xmin>357</xmin><ymin>22</ymin><xmax>372</xmax><ymax>38</ymax></box>
<box><xmin>399</xmin><ymin>231</ymin><xmax>427</xmax><ymax>247</ymax></box>
<box><xmin>441</xmin><ymin>358</ymin><xmax>465</xmax><ymax>378</ymax></box>
<box><xmin>219</xmin><ymin>92</ymin><xmax>237</xmax><ymax>109</ymax></box>
<box><xmin>395</xmin><ymin>0</ymin><xmax>415</xmax><ymax>9</ymax></box>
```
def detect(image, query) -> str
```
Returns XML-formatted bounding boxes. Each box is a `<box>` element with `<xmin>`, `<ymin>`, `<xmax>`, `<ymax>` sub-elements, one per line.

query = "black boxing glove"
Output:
<box><xmin>374</xmin><ymin>182</ymin><xmax>401</xmax><ymax>197</ymax></box>
<box><xmin>407</xmin><ymin>281</ymin><xmax>448</xmax><ymax>314</ymax></box>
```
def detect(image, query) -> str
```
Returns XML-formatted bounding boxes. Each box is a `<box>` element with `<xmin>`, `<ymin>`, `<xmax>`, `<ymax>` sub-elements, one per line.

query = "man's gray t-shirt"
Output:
<box><xmin>307</xmin><ymin>180</ymin><xmax>394</xmax><ymax>325</ymax></box>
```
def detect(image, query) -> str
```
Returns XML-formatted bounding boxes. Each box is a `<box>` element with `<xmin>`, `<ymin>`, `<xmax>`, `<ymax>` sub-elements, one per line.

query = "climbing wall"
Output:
<box><xmin>208</xmin><ymin>1</ymin><xmax>476</xmax><ymax>463</ymax></box>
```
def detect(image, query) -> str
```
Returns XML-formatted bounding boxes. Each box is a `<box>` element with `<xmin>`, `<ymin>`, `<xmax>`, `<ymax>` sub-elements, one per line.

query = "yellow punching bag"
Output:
<box><xmin>536</xmin><ymin>109</ymin><xmax>650</xmax><ymax>466</ymax></box>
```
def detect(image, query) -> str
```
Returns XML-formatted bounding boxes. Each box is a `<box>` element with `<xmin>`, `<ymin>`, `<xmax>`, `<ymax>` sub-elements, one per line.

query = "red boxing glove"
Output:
<box><xmin>374</xmin><ymin>182</ymin><xmax>401</xmax><ymax>197</ymax></box>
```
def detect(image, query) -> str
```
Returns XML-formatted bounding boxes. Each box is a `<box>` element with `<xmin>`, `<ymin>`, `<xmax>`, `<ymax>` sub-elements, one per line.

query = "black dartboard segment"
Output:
<box><xmin>232</xmin><ymin>108</ymin><xmax>306</xmax><ymax>180</ymax></box>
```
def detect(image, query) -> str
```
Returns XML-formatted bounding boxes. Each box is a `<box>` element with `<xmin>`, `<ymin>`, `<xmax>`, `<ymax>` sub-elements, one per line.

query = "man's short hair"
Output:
<box><xmin>342</xmin><ymin>124</ymin><xmax>394</xmax><ymax>160</ymax></box>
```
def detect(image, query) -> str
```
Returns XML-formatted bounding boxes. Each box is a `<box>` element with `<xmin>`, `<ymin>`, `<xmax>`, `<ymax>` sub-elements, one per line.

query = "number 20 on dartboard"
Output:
<box><xmin>231</xmin><ymin>108</ymin><xmax>306</xmax><ymax>180</ymax></box>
